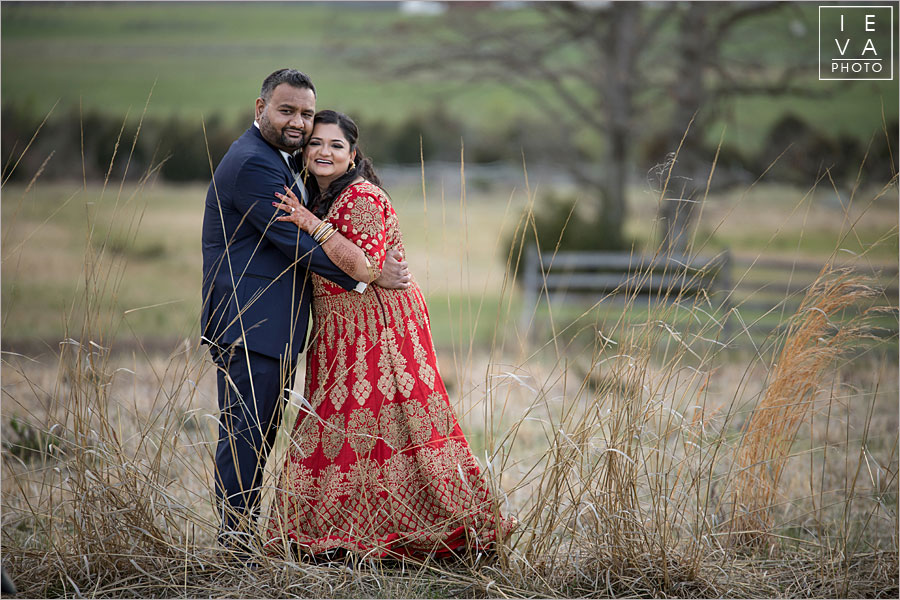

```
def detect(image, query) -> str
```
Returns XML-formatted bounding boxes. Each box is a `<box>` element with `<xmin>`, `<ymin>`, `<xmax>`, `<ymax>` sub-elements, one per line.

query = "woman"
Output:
<box><xmin>264</xmin><ymin>110</ymin><xmax>514</xmax><ymax>559</ymax></box>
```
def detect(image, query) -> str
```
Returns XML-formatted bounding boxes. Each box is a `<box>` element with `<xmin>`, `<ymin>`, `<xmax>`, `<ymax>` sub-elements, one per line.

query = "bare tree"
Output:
<box><xmin>387</xmin><ymin>1</ymin><xmax>816</xmax><ymax>249</ymax></box>
<box><xmin>663</xmin><ymin>1</ymin><xmax>820</xmax><ymax>200</ymax></box>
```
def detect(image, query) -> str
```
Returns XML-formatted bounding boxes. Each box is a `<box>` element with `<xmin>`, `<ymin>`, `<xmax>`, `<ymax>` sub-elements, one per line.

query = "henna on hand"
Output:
<box><xmin>273</xmin><ymin>186</ymin><xmax>318</xmax><ymax>232</ymax></box>
<box><xmin>274</xmin><ymin>182</ymin><xmax>380</xmax><ymax>285</ymax></box>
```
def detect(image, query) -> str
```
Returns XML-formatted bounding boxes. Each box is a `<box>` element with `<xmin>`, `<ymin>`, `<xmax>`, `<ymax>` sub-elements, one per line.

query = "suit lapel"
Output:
<box><xmin>249</xmin><ymin>126</ymin><xmax>308</xmax><ymax>202</ymax></box>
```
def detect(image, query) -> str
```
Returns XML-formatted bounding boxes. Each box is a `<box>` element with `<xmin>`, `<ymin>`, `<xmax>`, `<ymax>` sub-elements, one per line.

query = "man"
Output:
<box><xmin>200</xmin><ymin>68</ymin><xmax>408</xmax><ymax>551</ymax></box>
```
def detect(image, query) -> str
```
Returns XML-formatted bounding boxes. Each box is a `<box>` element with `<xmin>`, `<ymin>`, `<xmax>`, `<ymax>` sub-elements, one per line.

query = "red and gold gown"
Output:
<box><xmin>265</xmin><ymin>181</ymin><xmax>513</xmax><ymax>557</ymax></box>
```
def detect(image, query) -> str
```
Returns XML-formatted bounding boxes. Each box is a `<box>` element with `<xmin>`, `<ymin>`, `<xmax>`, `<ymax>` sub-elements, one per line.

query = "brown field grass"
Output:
<box><xmin>2</xmin><ymin>261</ymin><xmax>896</xmax><ymax>598</ymax></box>
<box><xmin>1</xmin><ymin>114</ymin><xmax>898</xmax><ymax>598</ymax></box>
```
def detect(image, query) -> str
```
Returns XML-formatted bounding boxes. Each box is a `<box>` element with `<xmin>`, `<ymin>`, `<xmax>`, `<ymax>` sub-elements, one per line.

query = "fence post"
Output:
<box><xmin>520</xmin><ymin>245</ymin><xmax>540</xmax><ymax>340</ymax></box>
<box><xmin>719</xmin><ymin>248</ymin><xmax>733</xmax><ymax>338</ymax></box>
<box><xmin>660</xmin><ymin>198</ymin><xmax>699</xmax><ymax>256</ymax></box>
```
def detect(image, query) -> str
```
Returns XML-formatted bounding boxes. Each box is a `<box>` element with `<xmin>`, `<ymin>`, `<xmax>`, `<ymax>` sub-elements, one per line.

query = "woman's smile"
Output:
<box><xmin>304</xmin><ymin>122</ymin><xmax>356</xmax><ymax>188</ymax></box>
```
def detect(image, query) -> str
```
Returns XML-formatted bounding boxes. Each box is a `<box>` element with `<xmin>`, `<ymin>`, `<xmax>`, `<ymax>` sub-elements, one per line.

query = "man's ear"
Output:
<box><xmin>255</xmin><ymin>97</ymin><xmax>265</xmax><ymax>121</ymax></box>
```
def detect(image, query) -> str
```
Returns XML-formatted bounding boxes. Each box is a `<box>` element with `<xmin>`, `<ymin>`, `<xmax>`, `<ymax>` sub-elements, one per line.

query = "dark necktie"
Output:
<box><xmin>285</xmin><ymin>154</ymin><xmax>308</xmax><ymax>204</ymax></box>
<box><xmin>286</xmin><ymin>154</ymin><xmax>300</xmax><ymax>176</ymax></box>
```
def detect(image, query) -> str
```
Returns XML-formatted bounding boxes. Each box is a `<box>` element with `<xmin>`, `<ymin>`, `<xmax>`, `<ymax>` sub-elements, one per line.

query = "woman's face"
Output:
<box><xmin>304</xmin><ymin>122</ymin><xmax>356</xmax><ymax>184</ymax></box>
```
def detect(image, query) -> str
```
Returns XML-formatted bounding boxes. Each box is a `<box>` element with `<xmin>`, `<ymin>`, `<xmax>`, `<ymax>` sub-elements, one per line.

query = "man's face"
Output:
<box><xmin>255</xmin><ymin>83</ymin><xmax>316</xmax><ymax>152</ymax></box>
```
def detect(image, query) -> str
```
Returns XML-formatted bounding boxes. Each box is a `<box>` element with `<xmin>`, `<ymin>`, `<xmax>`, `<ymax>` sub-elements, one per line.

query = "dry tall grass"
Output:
<box><xmin>731</xmin><ymin>270</ymin><xmax>879</xmax><ymax>545</ymax></box>
<box><xmin>1</xmin><ymin>111</ymin><xmax>898</xmax><ymax>598</ymax></box>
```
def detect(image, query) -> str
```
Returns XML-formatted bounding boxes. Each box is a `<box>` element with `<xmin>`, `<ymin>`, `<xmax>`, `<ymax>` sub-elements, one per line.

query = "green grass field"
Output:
<box><xmin>1</xmin><ymin>2</ymin><xmax>540</xmax><ymax>129</ymax></box>
<box><xmin>2</xmin><ymin>1</ymin><xmax>897</xmax><ymax>154</ymax></box>
<box><xmin>2</xmin><ymin>173</ymin><xmax>895</xmax><ymax>353</ymax></box>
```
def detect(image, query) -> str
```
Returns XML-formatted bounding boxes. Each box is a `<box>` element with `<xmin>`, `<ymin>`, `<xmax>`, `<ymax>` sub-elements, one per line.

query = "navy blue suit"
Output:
<box><xmin>200</xmin><ymin>126</ymin><xmax>358</xmax><ymax>542</ymax></box>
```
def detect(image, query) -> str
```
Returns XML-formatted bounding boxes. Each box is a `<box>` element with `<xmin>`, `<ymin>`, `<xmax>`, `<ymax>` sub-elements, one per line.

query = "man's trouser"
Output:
<box><xmin>211</xmin><ymin>345</ymin><xmax>294</xmax><ymax>547</ymax></box>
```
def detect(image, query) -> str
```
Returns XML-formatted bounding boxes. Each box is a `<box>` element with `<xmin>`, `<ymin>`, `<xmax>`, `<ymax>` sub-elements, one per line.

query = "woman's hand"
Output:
<box><xmin>273</xmin><ymin>185</ymin><xmax>319</xmax><ymax>233</ymax></box>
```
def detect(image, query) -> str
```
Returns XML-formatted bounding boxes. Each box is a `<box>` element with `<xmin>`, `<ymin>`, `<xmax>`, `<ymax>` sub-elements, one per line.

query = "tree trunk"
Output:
<box><xmin>600</xmin><ymin>2</ymin><xmax>641</xmax><ymax>248</ymax></box>
<box><xmin>669</xmin><ymin>2</ymin><xmax>710</xmax><ymax>199</ymax></box>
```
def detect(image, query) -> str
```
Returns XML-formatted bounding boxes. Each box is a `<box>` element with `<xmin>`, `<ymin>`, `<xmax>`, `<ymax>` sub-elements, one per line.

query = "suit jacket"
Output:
<box><xmin>201</xmin><ymin>126</ymin><xmax>358</xmax><ymax>359</ymax></box>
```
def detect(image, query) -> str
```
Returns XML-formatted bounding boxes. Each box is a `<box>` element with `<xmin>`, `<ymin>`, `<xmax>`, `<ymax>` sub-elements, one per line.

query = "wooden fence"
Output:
<box><xmin>520</xmin><ymin>246</ymin><xmax>898</xmax><ymax>344</ymax></box>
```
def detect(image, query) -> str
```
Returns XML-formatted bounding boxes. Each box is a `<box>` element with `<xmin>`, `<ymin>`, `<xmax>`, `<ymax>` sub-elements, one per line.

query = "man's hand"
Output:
<box><xmin>375</xmin><ymin>249</ymin><xmax>411</xmax><ymax>289</ymax></box>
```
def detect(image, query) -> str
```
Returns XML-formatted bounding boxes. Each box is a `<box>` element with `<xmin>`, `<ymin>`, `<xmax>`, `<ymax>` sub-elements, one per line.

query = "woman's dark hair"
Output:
<box><xmin>305</xmin><ymin>110</ymin><xmax>382</xmax><ymax>219</ymax></box>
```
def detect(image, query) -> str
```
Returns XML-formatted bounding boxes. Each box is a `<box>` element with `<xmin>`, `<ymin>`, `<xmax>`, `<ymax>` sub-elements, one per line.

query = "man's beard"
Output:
<box><xmin>259</xmin><ymin>114</ymin><xmax>304</xmax><ymax>151</ymax></box>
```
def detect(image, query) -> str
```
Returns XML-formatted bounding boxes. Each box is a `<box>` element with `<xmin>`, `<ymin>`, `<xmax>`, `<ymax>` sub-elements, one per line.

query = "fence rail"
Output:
<box><xmin>520</xmin><ymin>246</ymin><xmax>898</xmax><ymax>343</ymax></box>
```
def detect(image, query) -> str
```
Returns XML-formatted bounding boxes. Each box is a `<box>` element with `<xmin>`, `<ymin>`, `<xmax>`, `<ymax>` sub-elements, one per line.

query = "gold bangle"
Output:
<box><xmin>319</xmin><ymin>227</ymin><xmax>337</xmax><ymax>245</ymax></box>
<box><xmin>313</xmin><ymin>222</ymin><xmax>334</xmax><ymax>244</ymax></box>
<box><xmin>312</xmin><ymin>222</ymin><xmax>330</xmax><ymax>242</ymax></box>
<box><xmin>310</xmin><ymin>220</ymin><xmax>328</xmax><ymax>239</ymax></box>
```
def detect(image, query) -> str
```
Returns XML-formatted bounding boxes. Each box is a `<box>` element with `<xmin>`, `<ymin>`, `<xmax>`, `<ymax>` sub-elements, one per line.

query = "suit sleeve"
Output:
<box><xmin>233</xmin><ymin>154</ymin><xmax>359</xmax><ymax>291</ymax></box>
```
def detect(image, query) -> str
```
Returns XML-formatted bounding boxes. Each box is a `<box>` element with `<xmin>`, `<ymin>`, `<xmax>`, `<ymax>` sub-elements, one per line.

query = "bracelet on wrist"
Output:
<box><xmin>318</xmin><ymin>227</ymin><xmax>337</xmax><ymax>245</ymax></box>
<box><xmin>311</xmin><ymin>222</ymin><xmax>329</xmax><ymax>242</ymax></box>
<box><xmin>310</xmin><ymin>220</ymin><xmax>328</xmax><ymax>239</ymax></box>
<box><xmin>313</xmin><ymin>222</ymin><xmax>334</xmax><ymax>244</ymax></box>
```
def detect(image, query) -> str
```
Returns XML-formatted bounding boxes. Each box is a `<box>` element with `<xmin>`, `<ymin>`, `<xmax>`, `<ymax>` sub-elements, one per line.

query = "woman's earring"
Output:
<box><xmin>348</xmin><ymin>159</ymin><xmax>356</xmax><ymax>172</ymax></box>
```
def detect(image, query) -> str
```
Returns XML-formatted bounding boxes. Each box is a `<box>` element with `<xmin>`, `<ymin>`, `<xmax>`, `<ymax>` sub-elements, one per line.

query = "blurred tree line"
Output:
<box><xmin>0</xmin><ymin>102</ymin><xmax>560</xmax><ymax>183</ymax></box>
<box><xmin>3</xmin><ymin>101</ymin><xmax>891</xmax><ymax>191</ymax></box>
